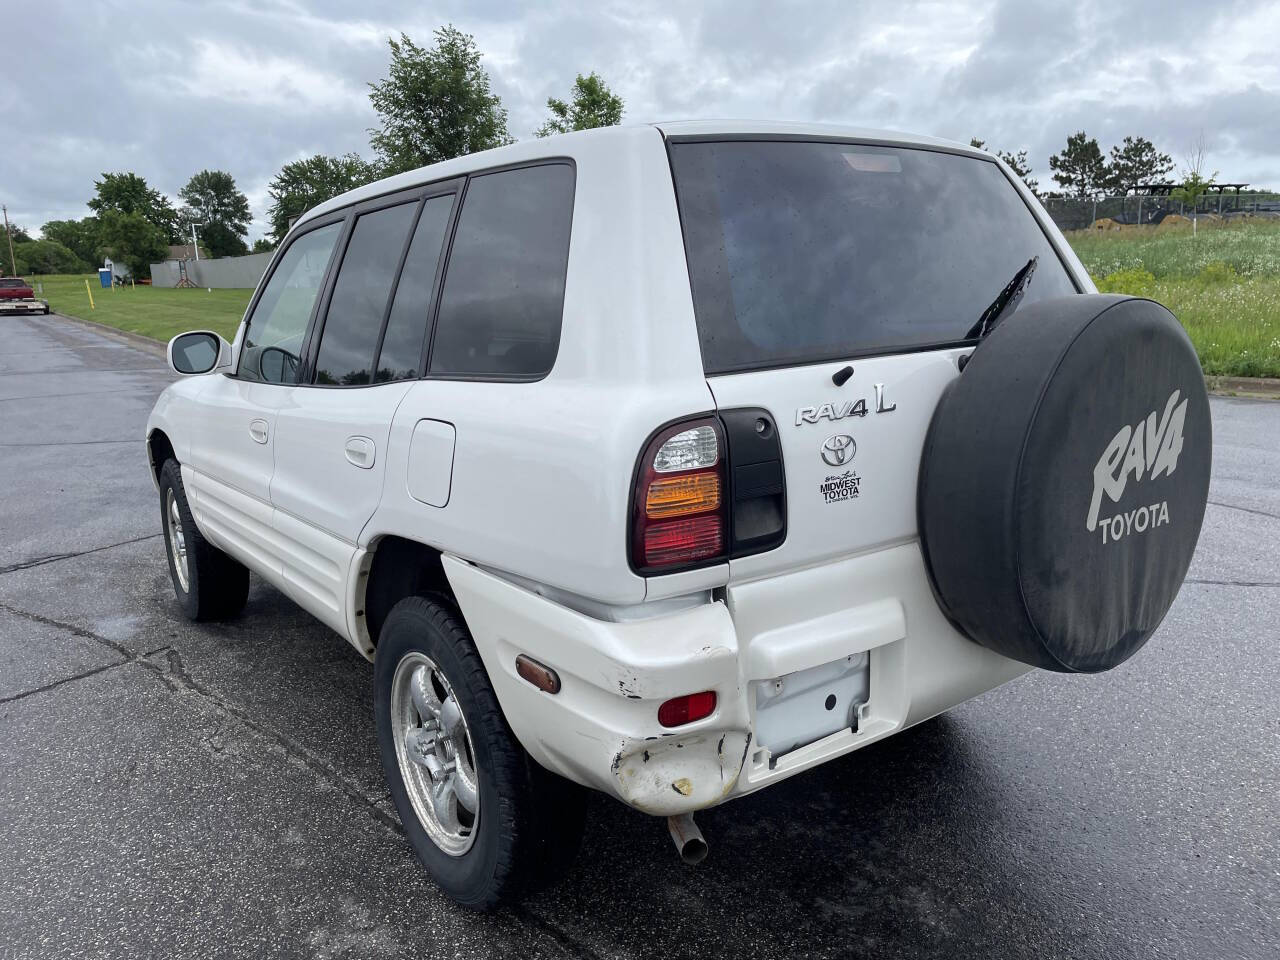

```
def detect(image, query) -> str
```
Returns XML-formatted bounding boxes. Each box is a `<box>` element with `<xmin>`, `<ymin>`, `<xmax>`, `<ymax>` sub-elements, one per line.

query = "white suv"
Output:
<box><xmin>146</xmin><ymin>121</ymin><xmax>1211</xmax><ymax>908</ymax></box>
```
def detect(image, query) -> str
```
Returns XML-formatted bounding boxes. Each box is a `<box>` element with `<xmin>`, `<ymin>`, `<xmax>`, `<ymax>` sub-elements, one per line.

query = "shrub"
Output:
<box><xmin>1094</xmin><ymin>267</ymin><xmax>1156</xmax><ymax>297</ymax></box>
<box><xmin>1196</xmin><ymin>261</ymin><xmax>1238</xmax><ymax>285</ymax></box>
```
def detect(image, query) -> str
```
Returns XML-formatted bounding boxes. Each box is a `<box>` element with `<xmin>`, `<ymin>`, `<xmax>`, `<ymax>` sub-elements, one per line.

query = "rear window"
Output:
<box><xmin>0</xmin><ymin>278</ymin><xmax>26</xmax><ymax>288</ymax></box>
<box><xmin>428</xmin><ymin>163</ymin><xmax>574</xmax><ymax>379</ymax></box>
<box><xmin>669</xmin><ymin>140</ymin><xmax>1078</xmax><ymax>374</ymax></box>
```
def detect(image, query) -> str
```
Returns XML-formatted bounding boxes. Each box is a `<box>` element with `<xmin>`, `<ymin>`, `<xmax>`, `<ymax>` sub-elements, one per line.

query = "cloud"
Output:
<box><xmin>165</xmin><ymin>41</ymin><xmax>370</xmax><ymax>113</ymax></box>
<box><xmin>3</xmin><ymin>0</ymin><xmax>1279</xmax><ymax>241</ymax></box>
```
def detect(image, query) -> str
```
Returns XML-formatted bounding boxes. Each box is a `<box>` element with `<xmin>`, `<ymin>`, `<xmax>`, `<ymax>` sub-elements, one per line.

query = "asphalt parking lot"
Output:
<box><xmin>1</xmin><ymin>313</ymin><xmax>1277</xmax><ymax>960</ymax></box>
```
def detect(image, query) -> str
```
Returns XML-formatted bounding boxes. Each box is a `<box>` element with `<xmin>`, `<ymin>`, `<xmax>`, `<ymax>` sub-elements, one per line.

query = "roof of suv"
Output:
<box><xmin>653</xmin><ymin>119</ymin><xmax>973</xmax><ymax>153</ymax></box>
<box><xmin>295</xmin><ymin>120</ymin><xmax>984</xmax><ymax>232</ymax></box>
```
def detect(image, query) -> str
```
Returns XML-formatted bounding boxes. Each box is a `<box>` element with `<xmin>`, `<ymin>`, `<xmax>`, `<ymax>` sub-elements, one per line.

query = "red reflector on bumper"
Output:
<box><xmin>658</xmin><ymin>691</ymin><xmax>717</xmax><ymax>728</ymax></box>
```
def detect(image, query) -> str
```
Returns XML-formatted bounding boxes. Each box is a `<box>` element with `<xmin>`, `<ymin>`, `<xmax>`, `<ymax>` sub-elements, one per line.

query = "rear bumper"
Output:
<box><xmin>0</xmin><ymin>299</ymin><xmax>48</xmax><ymax>315</ymax></box>
<box><xmin>443</xmin><ymin>544</ymin><xmax>1030</xmax><ymax>817</ymax></box>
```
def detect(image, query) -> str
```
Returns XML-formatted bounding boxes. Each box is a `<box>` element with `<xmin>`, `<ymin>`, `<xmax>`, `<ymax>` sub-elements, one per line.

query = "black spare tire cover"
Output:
<box><xmin>918</xmin><ymin>295</ymin><xmax>1211</xmax><ymax>673</ymax></box>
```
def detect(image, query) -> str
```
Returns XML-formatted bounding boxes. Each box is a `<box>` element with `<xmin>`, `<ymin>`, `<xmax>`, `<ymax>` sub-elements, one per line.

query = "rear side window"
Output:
<box><xmin>429</xmin><ymin>163</ymin><xmax>574</xmax><ymax>378</ymax></box>
<box><xmin>375</xmin><ymin>194</ymin><xmax>454</xmax><ymax>382</ymax></box>
<box><xmin>669</xmin><ymin>141</ymin><xmax>1078</xmax><ymax>373</ymax></box>
<box><xmin>314</xmin><ymin>202</ymin><xmax>418</xmax><ymax>386</ymax></box>
<box><xmin>239</xmin><ymin>221</ymin><xmax>342</xmax><ymax>384</ymax></box>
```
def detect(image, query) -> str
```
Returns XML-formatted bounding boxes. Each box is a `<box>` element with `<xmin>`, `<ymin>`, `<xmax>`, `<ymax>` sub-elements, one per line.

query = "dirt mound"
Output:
<box><xmin>1090</xmin><ymin>217</ymin><xmax>1124</xmax><ymax>231</ymax></box>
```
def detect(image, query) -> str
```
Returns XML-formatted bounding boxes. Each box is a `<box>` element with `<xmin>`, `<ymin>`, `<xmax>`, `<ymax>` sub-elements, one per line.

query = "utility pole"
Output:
<box><xmin>2</xmin><ymin>205</ymin><xmax>16</xmax><ymax>276</ymax></box>
<box><xmin>190</xmin><ymin>221</ymin><xmax>205</xmax><ymax>261</ymax></box>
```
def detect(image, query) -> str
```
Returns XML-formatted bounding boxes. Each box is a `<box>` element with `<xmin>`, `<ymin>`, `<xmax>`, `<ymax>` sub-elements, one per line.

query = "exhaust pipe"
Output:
<box><xmin>667</xmin><ymin>813</ymin><xmax>708</xmax><ymax>865</ymax></box>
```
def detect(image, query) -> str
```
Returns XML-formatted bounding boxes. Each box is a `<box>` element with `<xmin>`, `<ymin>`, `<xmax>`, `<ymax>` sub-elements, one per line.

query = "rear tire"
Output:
<box><xmin>374</xmin><ymin>595</ymin><xmax>586</xmax><ymax>909</ymax></box>
<box><xmin>159</xmin><ymin>459</ymin><xmax>249</xmax><ymax>621</ymax></box>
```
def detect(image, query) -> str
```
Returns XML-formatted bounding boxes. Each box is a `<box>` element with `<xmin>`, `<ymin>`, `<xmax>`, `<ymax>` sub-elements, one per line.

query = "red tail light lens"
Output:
<box><xmin>658</xmin><ymin>691</ymin><xmax>717</xmax><ymax>727</ymax></box>
<box><xmin>642</xmin><ymin>514</ymin><xmax>723</xmax><ymax>566</ymax></box>
<box><xmin>631</xmin><ymin>417</ymin><xmax>728</xmax><ymax>573</ymax></box>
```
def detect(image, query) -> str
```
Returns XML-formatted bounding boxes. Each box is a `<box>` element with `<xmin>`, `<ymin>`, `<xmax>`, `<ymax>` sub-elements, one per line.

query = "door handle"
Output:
<box><xmin>248</xmin><ymin>419</ymin><xmax>269</xmax><ymax>444</ymax></box>
<box><xmin>345</xmin><ymin>436</ymin><xmax>375</xmax><ymax>469</ymax></box>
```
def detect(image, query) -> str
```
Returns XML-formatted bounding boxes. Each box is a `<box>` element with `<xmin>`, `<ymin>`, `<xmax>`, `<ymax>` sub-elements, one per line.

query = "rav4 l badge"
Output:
<box><xmin>796</xmin><ymin>382</ymin><xmax>896</xmax><ymax>425</ymax></box>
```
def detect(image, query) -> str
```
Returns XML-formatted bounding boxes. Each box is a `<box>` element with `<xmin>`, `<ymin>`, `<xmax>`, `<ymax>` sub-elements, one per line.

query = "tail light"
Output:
<box><xmin>630</xmin><ymin>409</ymin><xmax>787</xmax><ymax>576</ymax></box>
<box><xmin>631</xmin><ymin>417</ymin><xmax>727</xmax><ymax>573</ymax></box>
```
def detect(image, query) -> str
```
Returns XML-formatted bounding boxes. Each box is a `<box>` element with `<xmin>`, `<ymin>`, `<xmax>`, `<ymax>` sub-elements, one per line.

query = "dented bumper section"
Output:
<box><xmin>612</xmin><ymin>731</ymin><xmax>752</xmax><ymax>816</ymax></box>
<box><xmin>441</xmin><ymin>556</ymin><xmax>753</xmax><ymax>816</ymax></box>
<box><xmin>441</xmin><ymin>542</ymin><xmax>1032</xmax><ymax>818</ymax></box>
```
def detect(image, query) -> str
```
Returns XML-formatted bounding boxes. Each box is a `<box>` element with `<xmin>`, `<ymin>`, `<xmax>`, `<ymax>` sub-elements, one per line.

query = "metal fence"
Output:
<box><xmin>149</xmin><ymin>251</ymin><xmax>273</xmax><ymax>289</ymax></box>
<box><xmin>1041</xmin><ymin>192</ymin><xmax>1280</xmax><ymax>232</ymax></box>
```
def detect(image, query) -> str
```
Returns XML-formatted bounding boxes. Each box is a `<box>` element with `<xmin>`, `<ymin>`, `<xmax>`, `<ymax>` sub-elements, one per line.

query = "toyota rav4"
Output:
<box><xmin>145</xmin><ymin>121</ymin><xmax>1211</xmax><ymax>908</ymax></box>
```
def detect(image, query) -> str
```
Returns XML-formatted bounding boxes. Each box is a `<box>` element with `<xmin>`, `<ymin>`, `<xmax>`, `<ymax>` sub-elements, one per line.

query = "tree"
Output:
<box><xmin>13</xmin><ymin>239</ymin><xmax>87</xmax><ymax>274</ymax></box>
<box><xmin>997</xmin><ymin>150</ymin><xmax>1039</xmax><ymax>194</ymax></box>
<box><xmin>97</xmin><ymin>209</ymin><xmax>168</xmax><ymax>279</ymax></box>
<box><xmin>251</xmin><ymin>238</ymin><xmax>275</xmax><ymax>254</ymax></box>
<box><xmin>970</xmin><ymin>138</ymin><xmax>1039</xmax><ymax>194</ymax></box>
<box><xmin>265</xmin><ymin>153</ymin><xmax>375</xmax><ymax>242</ymax></box>
<box><xmin>1171</xmin><ymin>134</ymin><xmax>1218</xmax><ymax>222</ymax></box>
<box><xmin>88</xmin><ymin>172</ymin><xmax>179</xmax><ymax>240</ymax></box>
<box><xmin>178</xmin><ymin>169</ymin><xmax>251</xmax><ymax>257</ymax></box>
<box><xmin>535</xmin><ymin>72</ymin><xmax>624</xmax><ymax>137</ymax></box>
<box><xmin>41</xmin><ymin>218</ymin><xmax>102</xmax><ymax>267</ymax></box>
<box><xmin>1105</xmin><ymin>136</ymin><xmax>1174</xmax><ymax>195</ymax></box>
<box><xmin>1049</xmin><ymin>132</ymin><xmax>1107</xmax><ymax>199</ymax></box>
<box><xmin>4</xmin><ymin>223</ymin><xmax>32</xmax><ymax>244</ymax></box>
<box><xmin>368</xmin><ymin>27</ymin><xmax>512</xmax><ymax>175</ymax></box>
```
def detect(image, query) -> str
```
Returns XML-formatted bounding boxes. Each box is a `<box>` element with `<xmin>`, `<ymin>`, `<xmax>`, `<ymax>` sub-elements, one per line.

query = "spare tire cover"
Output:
<box><xmin>918</xmin><ymin>295</ymin><xmax>1211</xmax><ymax>673</ymax></box>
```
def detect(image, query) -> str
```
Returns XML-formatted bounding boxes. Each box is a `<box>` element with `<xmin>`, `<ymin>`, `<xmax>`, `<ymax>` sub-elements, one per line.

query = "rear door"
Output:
<box><xmin>268</xmin><ymin>183</ymin><xmax>460</xmax><ymax>627</ymax></box>
<box><xmin>667</xmin><ymin>138</ymin><xmax>1081</xmax><ymax>580</ymax></box>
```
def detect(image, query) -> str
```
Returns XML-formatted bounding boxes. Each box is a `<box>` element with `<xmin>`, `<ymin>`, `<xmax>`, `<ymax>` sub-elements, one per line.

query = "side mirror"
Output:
<box><xmin>167</xmin><ymin>331</ymin><xmax>231</xmax><ymax>376</ymax></box>
<box><xmin>259</xmin><ymin>345</ymin><xmax>300</xmax><ymax>384</ymax></box>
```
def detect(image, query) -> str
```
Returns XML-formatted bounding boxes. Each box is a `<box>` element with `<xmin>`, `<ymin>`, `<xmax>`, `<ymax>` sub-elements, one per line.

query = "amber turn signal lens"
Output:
<box><xmin>515</xmin><ymin>654</ymin><xmax>560</xmax><ymax>694</ymax></box>
<box><xmin>645</xmin><ymin>471</ymin><xmax>721</xmax><ymax>518</ymax></box>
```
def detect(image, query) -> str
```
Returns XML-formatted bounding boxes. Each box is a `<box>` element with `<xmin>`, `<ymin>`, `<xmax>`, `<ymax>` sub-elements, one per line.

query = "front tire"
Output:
<box><xmin>374</xmin><ymin>596</ymin><xmax>586</xmax><ymax>909</ymax></box>
<box><xmin>159</xmin><ymin>459</ymin><xmax>249</xmax><ymax>621</ymax></box>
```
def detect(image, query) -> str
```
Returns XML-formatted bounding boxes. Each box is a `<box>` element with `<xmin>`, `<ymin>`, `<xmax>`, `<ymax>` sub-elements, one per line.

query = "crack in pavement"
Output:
<box><xmin>0</xmin><ymin>439</ymin><xmax>139</xmax><ymax>447</ymax></box>
<box><xmin>0</xmin><ymin>659</ymin><xmax>134</xmax><ymax>705</ymax></box>
<box><xmin>1185</xmin><ymin>577</ymin><xmax>1280</xmax><ymax>587</ymax></box>
<box><xmin>0</xmin><ymin>388</ymin><xmax>150</xmax><ymax>404</ymax></box>
<box><xmin>0</xmin><ymin>598</ymin><xmax>404</xmax><ymax>832</ymax></box>
<box><xmin>0</xmin><ymin>368</ymin><xmax>165</xmax><ymax>376</ymax></box>
<box><xmin>0</xmin><ymin>598</ymin><xmax>594</xmax><ymax>958</ymax></box>
<box><xmin>0</xmin><ymin>533</ymin><xmax>161</xmax><ymax>576</ymax></box>
<box><xmin>1207</xmin><ymin>498</ymin><xmax>1280</xmax><ymax>522</ymax></box>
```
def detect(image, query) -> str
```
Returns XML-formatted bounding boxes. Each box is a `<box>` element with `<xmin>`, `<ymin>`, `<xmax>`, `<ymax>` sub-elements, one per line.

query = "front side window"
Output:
<box><xmin>239</xmin><ymin>221</ymin><xmax>341</xmax><ymax>384</ymax></box>
<box><xmin>313</xmin><ymin>202</ymin><xmax>418</xmax><ymax>386</ymax></box>
<box><xmin>669</xmin><ymin>141</ymin><xmax>1079</xmax><ymax>373</ymax></box>
<box><xmin>429</xmin><ymin>163</ymin><xmax>574</xmax><ymax>378</ymax></box>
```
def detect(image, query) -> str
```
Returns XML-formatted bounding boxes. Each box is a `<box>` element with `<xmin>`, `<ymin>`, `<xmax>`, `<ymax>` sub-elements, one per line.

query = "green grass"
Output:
<box><xmin>30</xmin><ymin>219</ymin><xmax>1280</xmax><ymax>378</ymax></box>
<box><xmin>35</xmin><ymin>274</ymin><xmax>252</xmax><ymax>343</ymax></box>
<box><xmin>1065</xmin><ymin>219</ymin><xmax>1280</xmax><ymax>378</ymax></box>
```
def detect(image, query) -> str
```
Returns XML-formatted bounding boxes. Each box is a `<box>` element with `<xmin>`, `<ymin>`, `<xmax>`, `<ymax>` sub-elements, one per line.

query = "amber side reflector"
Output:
<box><xmin>515</xmin><ymin>654</ymin><xmax>561</xmax><ymax>694</ymax></box>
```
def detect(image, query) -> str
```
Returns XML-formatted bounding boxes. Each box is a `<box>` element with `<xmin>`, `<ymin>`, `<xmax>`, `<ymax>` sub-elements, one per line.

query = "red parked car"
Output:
<box><xmin>0</xmin><ymin>277</ymin><xmax>50</xmax><ymax>315</ymax></box>
<box><xmin>0</xmin><ymin>277</ymin><xmax>34</xmax><ymax>298</ymax></box>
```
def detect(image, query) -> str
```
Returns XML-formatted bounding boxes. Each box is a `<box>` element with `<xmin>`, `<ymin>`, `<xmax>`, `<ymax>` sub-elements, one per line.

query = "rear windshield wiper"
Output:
<box><xmin>964</xmin><ymin>256</ymin><xmax>1038</xmax><ymax>341</ymax></box>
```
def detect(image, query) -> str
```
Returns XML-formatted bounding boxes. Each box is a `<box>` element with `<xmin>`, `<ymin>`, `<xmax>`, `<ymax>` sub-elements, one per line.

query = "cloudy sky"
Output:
<box><xmin>5</xmin><ymin>0</ymin><xmax>1279</xmax><ymax>243</ymax></box>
